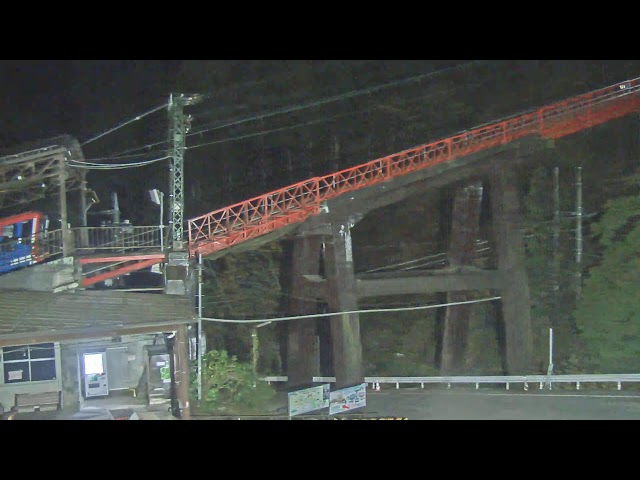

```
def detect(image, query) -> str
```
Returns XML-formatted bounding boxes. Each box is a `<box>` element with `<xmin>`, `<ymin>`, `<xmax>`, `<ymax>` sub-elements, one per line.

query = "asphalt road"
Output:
<box><xmin>358</xmin><ymin>387</ymin><xmax>640</xmax><ymax>420</ymax></box>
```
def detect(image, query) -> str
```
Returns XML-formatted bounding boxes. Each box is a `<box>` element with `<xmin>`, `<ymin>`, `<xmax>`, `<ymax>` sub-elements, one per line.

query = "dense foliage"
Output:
<box><xmin>574</xmin><ymin>187</ymin><xmax>640</xmax><ymax>372</ymax></box>
<box><xmin>190</xmin><ymin>350</ymin><xmax>277</xmax><ymax>414</ymax></box>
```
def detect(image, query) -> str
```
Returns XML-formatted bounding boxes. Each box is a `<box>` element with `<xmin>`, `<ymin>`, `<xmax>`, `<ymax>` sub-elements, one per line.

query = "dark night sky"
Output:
<box><xmin>0</xmin><ymin>60</ymin><xmax>180</xmax><ymax>144</ymax></box>
<box><xmin>2</xmin><ymin>60</ymin><xmax>639</xmax><ymax>226</ymax></box>
<box><xmin>0</xmin><ymin>60</ymin><xmax>181</xmax><ymax>223</ymax></box>
<box><xmin>1</xmin><ymin>60</ymin><xmax>471</xmax><ymax>223</ymax></box>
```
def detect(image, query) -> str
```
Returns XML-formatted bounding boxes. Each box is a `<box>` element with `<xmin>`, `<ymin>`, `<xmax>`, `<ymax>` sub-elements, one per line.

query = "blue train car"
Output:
<box><xmin>0</xmin><ymin>211</ymin><xmax>46</xmax><ymax>274</ymax></box>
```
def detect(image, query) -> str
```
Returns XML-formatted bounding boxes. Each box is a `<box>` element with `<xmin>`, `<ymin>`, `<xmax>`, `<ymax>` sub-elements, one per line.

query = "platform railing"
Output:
<box><xmin>72</xmin><ymin>226</ymin><xmax>162</xmax><ymax>253</ymax></box>
<box><xmin>261</xmin><ymin>373</ymin><xmax>640</xmax><ymax>391</ymax></box>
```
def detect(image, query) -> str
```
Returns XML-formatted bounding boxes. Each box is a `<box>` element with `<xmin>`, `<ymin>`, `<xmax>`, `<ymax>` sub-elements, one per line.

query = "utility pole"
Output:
<box><xmin>551</xmin><ymin>166</ymin><xmax>560</xmax><ymax>335</ymax></box>
<box><xmin>546</xmin><ymin>327</ymin><xmax>554</xmax><ymax>389</ymax></box>
<box><xmin>197</xmin><ymin>253</ymin><xmax>203</xmax><ymax>401</ymax></box>
<box><xmin>168</xmin><ymin>93</ymin><xmax>202</xmax><ymax>251</ymax></box>
<box><xmin>552</xmin><ymin>167</ymin><xmax>560</xmax><ymax>260</ymax></box>
<box><xmin>575</xmin><ymin>166</ymin><xmax>583</xmax><ymax>299</ymax></box>
<box><xmin>58</xmin><ymin>153</ymin><xmax>71</xmax><ymax>257</ymax></box>
<box><xmin>111</xmin><ymin>192</ymin><xmax>121</xmax><ymax>225</ymax></box>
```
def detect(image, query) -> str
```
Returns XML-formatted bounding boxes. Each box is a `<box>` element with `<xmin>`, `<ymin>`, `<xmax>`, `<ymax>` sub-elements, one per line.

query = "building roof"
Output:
<box><xmin>0</xmin><ymin>289</ymin><xmax>195</xmax><ymax>347</ymax></box>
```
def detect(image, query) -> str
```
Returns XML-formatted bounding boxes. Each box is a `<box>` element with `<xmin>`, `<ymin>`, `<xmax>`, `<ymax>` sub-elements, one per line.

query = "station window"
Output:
<box><xmin>2</xmin><ymin>343</ymin><xmax>56</xmax><ymax>383</ymax></box>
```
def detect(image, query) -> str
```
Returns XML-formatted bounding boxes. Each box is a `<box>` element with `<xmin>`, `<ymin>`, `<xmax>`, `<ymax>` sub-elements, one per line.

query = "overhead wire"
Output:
<box><xmin>200</xmin><ymin>295</ymin><xmax>502</xmax><ymax>324</ymax></box>
<box><xmin>72</xmin><ymin>61</ymin><xmax>551</xmax><ymax>174</ymax></box>
<box><xmin>185</xmin><ymin>60</ymin><xmax>484</xmax><ymax>138</ymax></box>
<box><xmin>186</xmin><ymin>110</ymin><xmax>370</xmax><ymax>151</ymax></box>
<box><xmin>68</xmin><ymin>155</ymin><xmax>171</xmax><ymax>170</ymax></box>
<box><xmin>91</xmin><ymin>60</ymin><xmax>487</xmax><ymax>160</ymax></box>
<box><xmin>80</xmin><ymin>102</ymin><xmax>168</xmax><ymax>147</ymax></box>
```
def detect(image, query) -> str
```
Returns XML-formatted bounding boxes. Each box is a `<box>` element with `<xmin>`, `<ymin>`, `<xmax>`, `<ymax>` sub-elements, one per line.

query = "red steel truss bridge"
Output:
<box><xmin>188</xmin><ymin>77</ymin><xmax>640</xmax><ymax>257</ymax></box>
<box><xmin>3</xmin><ymin>76</ymin><xmax>640</xmax><ymax>289</ymax></box>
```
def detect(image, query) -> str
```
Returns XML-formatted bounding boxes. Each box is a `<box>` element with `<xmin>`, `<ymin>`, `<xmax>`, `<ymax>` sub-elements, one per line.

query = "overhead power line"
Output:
<box><xmin>93</xmin><ymin>61</ymin><xmax>486</xmax><ymax>159</ymax></box>
<box><xmin>80</xmin><ymin>102</ymin><xmax>168</xmax><ymax>146</ymax></box>
<box><xmin>186</xmin><ymin>60</ymin><xmax>484</xmax><ymax>138</ymax></box>
<box><xmin>186</xmin><ymin>110</ymin><xmax>368</xmax><ymax>151</ymax></box>
<box><xmin>68</xmin><ymin>155</ymin><xmax>171</xmax><ymax>169</ymax></box>
<box><xmin>200</xmin><ymin>295</ymin><xmax>501</xmax><ymax>324</ymax></box>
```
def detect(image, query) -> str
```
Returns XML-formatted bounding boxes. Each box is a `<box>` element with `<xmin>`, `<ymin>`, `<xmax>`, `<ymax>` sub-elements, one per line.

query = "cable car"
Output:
<box><xmin>0</xmin><ymin>211</ymin><xmax>47</xmax><ymax>274</ymax></box>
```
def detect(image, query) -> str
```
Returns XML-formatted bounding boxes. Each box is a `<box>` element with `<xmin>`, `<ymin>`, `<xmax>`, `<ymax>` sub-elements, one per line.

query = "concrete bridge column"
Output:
<box><xmin>286</xmin><ymin>235</ymin><xmax>323</xmax><ymax>388</ymax></box>
<box><xmin>492</xmin><ymin>165</ymin><xmax>533</xmax><ymax>374</ymax></box>
<box><xmin>441</xmin><ymin>181</ymin><xmax>484</xmax><ymax>375</ymax></box>
<box><xmin>323</xmin><ymin>220</ymin><xmax>363</xmax><ymax>388</ymax></box>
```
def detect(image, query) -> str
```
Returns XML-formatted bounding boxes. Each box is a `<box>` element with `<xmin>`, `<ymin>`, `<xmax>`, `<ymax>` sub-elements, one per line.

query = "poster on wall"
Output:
<box><xmin>288</xmin><ymin>384</ymin><xmax>330</xmax><ymax>416</ymax></box>
<box><xmin>330</xmin><ymin>383</ymin><xmax>367</xmax><ymax>415</ymax></box>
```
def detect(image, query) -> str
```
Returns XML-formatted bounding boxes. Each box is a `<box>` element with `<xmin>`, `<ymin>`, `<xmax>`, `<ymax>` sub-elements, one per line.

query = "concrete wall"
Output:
<box><xmin>0</xmin><ymin>257</ymin><xmax>76</xmax><ymax>292</ymax></box>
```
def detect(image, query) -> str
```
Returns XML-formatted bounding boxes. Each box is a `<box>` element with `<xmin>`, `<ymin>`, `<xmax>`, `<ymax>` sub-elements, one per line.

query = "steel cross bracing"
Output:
<box><xmin>188</xmin><ymin>78</ymin><xmax>640</xmax><ymax>257</ymax></box>
<box><xmin>169</xmin><ymin>95</ymin><xmax>187</xmax><ymax>248</ymax></box>
<box><xmin>0</xmin><ymin>146</ymin><xmax>82</xmax><ymax>211</ymax></box>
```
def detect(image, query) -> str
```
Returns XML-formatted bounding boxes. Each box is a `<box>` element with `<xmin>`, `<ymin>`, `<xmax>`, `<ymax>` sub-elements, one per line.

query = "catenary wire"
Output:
<box><xmin>68</xmin><ymin>155</ymin><xmax>171</xmax><ymax>169</ymax></box>
<box><xmin>80</xmin><ymin>102</ymin><xmax>168</xmax><ymax>146</ymax></box>
<box><xmin>91</xmin><ymin>61</ymin><xmax>487</xmax><ymax>159</ymax></box>
<box><xmin>200</xmin><ymin>295</ymin><xmax>502</xmax><ymax>323</ymax></box>
<box><xmin>186</xmin><ymin>61</ymin><xmax>484</xmax><ymax>137</ymax></box>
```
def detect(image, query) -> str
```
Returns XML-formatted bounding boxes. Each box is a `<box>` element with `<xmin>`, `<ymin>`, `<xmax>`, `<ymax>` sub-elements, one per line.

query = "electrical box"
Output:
<box><xmin>145</xmin><ymin>345</ymin><xmax>172</xmax><ymax>407</ymax></box>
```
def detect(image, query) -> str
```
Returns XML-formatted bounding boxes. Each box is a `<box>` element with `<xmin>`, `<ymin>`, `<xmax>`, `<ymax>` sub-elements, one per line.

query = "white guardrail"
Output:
<box><xmin>261</xmin><ymin>374</ymin><xmax>640</xmax><ymax>391</ymax></box>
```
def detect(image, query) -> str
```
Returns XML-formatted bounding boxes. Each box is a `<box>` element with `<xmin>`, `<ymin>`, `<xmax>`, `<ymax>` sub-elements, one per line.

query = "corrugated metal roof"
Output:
<box><xmin>0</xmin><ymin>289</ymin><xmax>195</xmax><ymax>346</ymax></box>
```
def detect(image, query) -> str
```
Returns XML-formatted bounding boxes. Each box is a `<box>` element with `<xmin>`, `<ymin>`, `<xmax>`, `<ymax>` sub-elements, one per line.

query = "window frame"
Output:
<box><xmin>2</xmin><ymin>342</ymin><xmax>57</xmax><ymax>384</ymax></box>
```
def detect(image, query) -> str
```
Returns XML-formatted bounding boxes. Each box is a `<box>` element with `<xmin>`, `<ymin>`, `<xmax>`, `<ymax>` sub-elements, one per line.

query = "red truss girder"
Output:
<box><xmin>78</xmin><ymin>253</ymin><xmax>166</xmax><ymax>265</ymax></box>
<box><xmin>80</xmin><ymin>257</ymin><xmax>165</xmax><ymax>287</ymax></box>
<box><xmin>188</xmin><ymin>77</ymin><xmax>640</xmax><ymax>257</ymax></box>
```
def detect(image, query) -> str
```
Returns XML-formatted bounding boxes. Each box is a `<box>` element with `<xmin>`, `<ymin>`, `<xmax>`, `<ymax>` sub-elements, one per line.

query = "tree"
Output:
<box><xmin>201</xmin><ymin>243</ymin><xmax>284</xmax><ymax>363</ymax></box>
<box><xmin>574</xmin><ymin>187</ymin><xmax>640</xmax><ymax>373</ymax></box>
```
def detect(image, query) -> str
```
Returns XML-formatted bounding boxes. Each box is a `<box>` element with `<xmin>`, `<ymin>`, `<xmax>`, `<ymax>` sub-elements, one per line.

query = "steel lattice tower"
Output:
<box><xmin>168</xmin><ymin>93</ymin><xmax>201</xmax><ymax>250</ymax></box>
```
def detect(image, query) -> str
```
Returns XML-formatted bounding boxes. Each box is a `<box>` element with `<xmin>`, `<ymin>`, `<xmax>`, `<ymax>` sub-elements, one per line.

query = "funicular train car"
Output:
<box><xmin>0</xmin><ymin>211</ymin><xmax>47</xmax><ymax>274</ymax></box>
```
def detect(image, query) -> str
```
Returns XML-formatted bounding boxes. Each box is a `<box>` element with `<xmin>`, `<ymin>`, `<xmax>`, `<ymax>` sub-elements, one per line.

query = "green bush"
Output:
<box><xmin>190</xmin><ymin>350</ymin><xmax>276</xmax><ymax>414</ymax></box>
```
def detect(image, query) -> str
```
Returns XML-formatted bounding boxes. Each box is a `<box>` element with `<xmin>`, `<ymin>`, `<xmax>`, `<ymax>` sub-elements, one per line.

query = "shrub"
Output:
<box><xmin>190</xmin><ymin>350</ymin><xmax>276</xmax><ymax>414</ymax></box>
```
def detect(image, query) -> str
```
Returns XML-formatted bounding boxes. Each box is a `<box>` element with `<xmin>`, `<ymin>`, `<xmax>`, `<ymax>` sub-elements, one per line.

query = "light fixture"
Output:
<box><xmin>148</xmin><ymin>189</ymin><xmax>165</xmax><ymax>251</ymax></box>
<box><xmin>148</xmin><ymin>189</ymin><xmax>163</xmax><ymax>205</ymax></box>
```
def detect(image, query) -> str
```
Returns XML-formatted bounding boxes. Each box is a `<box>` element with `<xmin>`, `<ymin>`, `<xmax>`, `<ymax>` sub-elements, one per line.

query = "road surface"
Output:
<box><xmin>359</xmin><ymin>387</ymin><xmax>640</xmax><ymax>420</ymax></box>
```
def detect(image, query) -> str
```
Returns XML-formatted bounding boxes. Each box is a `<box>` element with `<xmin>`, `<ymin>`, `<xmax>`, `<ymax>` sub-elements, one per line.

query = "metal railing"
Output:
<box><xmin>72</xmin><ymin>225</ymin><xmax>162</xmax><ymax>253</ymax></box>
<box><xmin>0</xmin><ymin>230</ymin><xmax>65</xmax><ymax>272</ymax></box>
<box><xmin>37</xmin><ymin>229</ymin><xmax>63</xmax><ymax>259</ymax></box>
<box><xmin>261</xmin><ymin>374</ymin><xmax>640</xmax><ymax>391</ymax></box>
<box><xmin>0</xmin><ymin>226</ymin><xmax>163</xmax><ymax>274</ymax></box>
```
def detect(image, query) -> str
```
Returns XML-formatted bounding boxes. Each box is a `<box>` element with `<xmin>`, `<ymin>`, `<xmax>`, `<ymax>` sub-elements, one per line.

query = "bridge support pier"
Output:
<box><xmin>492</xmin><ymin>164</ymin><xmax>533</xmax><ymax>374</ymax></box>
<box><xmin>286</xmin><ymin>235</ymin><xmax>322</xmax><ymax>388</ymax></box>
<box><xmin>441</xmin><ymin>181</ymin><xmax>484</xmax><ymax>375</ymax></box>
<box><xmin>324</xmin><ymin>220</ymin><xmax>363</xmax><ymax>388</ymax></box>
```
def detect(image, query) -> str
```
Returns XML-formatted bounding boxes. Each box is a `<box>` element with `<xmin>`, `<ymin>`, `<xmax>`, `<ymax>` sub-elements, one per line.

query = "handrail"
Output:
<box><xmin>72</xmin><ymin>225</ymin><xmax>162</xmax><ymax>252</ymax></box>
<box><xmin>188</xmin><ymin>77</ymin><xmax>640</xmax><ymax>257</ymax></box>
<box><xmin>261</xmin><ymin>373</ymin><xmax>640</xmax><ymax>391</ymax></box>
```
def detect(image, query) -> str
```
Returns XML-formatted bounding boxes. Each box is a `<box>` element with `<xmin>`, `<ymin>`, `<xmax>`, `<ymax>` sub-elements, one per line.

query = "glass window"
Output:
<box><xmin>2</xmin><ymin>225</ymin><xmax>14</xmax><ymax>238</ymax></box>
<box><xmin>30</xmin><ymin>344</ymin><xmax>55</xmax><ymax>360</ymax></box>
<box><xmin>2</xmin><ymin>343</ymin><xmax>56</xmax><ymax>384</ymax></box>
<box><xmin>3</xmin><ymin>346</ymin><xmax>28</xmax><ymax>362</ymax></box>
<box><xmin>4</xmin><ymin>362</ymin><xmax>29</xmax><ymax>383</ymax></box>
<box><xmin>30</xmin><ymin>360</ymin><xmax>56</xmax><ymax>381</ymax></box>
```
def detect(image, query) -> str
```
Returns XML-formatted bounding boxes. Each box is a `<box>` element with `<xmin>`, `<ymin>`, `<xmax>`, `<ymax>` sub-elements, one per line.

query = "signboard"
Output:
<box><xmin>330</xmin><ymin>383</ymin><xmax>367</xmax><ymax>415</ymax></box>
<box><xmin>288</xmin><ymin>384</ymin><xmax>330</xmax><ymax>416</ymax></box>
